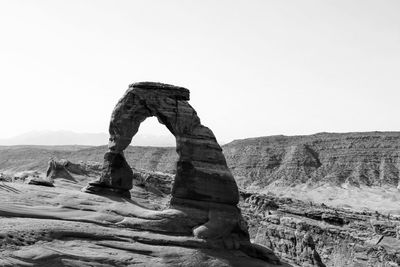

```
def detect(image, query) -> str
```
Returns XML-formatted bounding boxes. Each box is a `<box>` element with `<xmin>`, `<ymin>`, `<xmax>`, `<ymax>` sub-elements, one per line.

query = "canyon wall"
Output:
<box><xmin>224</xmin><ymin>132</ymin><xmax>400</xmax><ymax>190</ymax></box>
<box><xmin>2</xmin><ymin>132</ymin><xmax>400</xmax><ymax>191</ymax></box>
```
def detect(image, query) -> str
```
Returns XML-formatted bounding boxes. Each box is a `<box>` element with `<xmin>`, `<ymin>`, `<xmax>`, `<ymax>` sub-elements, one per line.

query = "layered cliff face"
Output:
<box><xmin>3</xmin><ymin>132</ymin><xmax>400</xmax><ymax>191</ymax></box>
<box><xmin>223</xmin><ymin>132</ymin><xmax>400</xmax><ymax>190</ymax></box>
<box><xmin>110</xmin><ymin>132</ymin><xmax>400</xmax><ymax>191</ymax></box>
<box><xmin>0</xmin><ymin>132</ymin><xmax>400</xmax><ymax>213</ymax></box>
<box><xmin>3</xmin><ymin>130</ymin><xmax>400</xmax><ymax>266</ymax></box>
<box><xmin>241</xmin><ymin>192</ymin><xmax>400</xmax><ymax>267</ymax></box>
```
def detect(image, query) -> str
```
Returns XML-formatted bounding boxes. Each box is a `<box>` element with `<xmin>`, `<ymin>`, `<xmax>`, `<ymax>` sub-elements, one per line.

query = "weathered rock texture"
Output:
<box><xmin>241</xmin><ymin>192</ymin><xmax>400</xmax><ymax>267</ymax></box>
<box><xmin>0</xmin><ymin>159</ymin><xmax>288</xmax><ymax>267</ymax></box>
<box><xmin>223</xmin><ymin>132</ymin><xmax>400</xmax><ymax>189</ymax></box>
<box><xmin>5</xmin><ymin>132</ymin><xmax>400</xmax><ymax>192</ymax></box>
<box><xmin>83</xmin><ymin>82</ymin><xmax>238</xmax><ymax>205</ymax></box>
<box><xmin>77</xmin><ymin>82</ymin><xmax>277</xmax><ymax>264</ymax></box>
<box><xmin>5</xmin><ymin>156</ymin><xmax>400</xmax><ymax>266</ymax></box>
<box><xmin>24</xmin><ymin>176</ymin><xmax>54</xmax><ymax>187</ymax></box>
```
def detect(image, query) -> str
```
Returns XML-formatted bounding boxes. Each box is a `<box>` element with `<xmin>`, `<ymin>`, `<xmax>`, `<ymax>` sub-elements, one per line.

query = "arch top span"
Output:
<box><xmin>83</xmin><ymin>82</ymin><xmax>239</xmax><ymax>205</ymax></box>
<box><xmin>128</xmin><ymin>81</ymin><xmax>190</xmax><ymax>100</ymax></box>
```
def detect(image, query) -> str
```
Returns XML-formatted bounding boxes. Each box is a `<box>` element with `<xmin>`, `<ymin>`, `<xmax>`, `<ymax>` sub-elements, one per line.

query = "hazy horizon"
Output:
<box><xmin>0</xmin><ymin>127</ymin><xmax>177</xmax><ymax>147</ymax></box>
<box><xmin>3</xmin><ymin>128</ymin><xmax>400</xmax><ymax>147</ymax></box>
<box><xmin>1</xmin><ymin>0</ymin><xmax>399</xmax><ymax>142</ymax></box>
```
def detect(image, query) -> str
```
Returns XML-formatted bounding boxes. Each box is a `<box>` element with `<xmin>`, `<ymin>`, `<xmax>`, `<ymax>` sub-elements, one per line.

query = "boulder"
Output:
<box><xmin>25</xmin><ymin>176</ymin><xmax>54</xmax><ymax>187</ymax></box>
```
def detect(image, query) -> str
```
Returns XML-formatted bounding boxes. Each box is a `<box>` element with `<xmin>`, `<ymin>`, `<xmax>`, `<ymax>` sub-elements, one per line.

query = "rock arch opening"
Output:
<box><xmin>130</xmin><ymin>116</ymin><xmax>176</xmax><ymax>147</ymax></box>
<box><xmin>83</xmin><ymin>82</ymin><xmax>239</xmax><ymax>205</ymax></box>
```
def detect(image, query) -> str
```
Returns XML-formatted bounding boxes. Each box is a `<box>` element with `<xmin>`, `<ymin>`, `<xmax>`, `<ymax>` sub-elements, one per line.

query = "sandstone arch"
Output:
<box><xmin>79</xmin><ymin>83</ymin><xmax>282</xmax><ymax>263</ymax></box>
<box><xmin>83</xmin><ymin>82</ymin><xmax>239</xmax><ymax>205</ymax></box>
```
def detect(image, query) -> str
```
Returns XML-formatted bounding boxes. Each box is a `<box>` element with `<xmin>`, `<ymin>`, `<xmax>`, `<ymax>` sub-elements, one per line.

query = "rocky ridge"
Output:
<box><xmin>223</xmin><ymin>132</ymin><xmax>400</xmax><ymax>190</ymax></box>
<box><xmin>4</xmin><ymin>132</ymin><xmax>400</xmax><ymax>191</ymax></box>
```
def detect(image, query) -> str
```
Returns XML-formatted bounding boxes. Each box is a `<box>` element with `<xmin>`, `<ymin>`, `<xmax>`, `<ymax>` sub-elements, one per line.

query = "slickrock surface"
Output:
<box><xmin>3</xmin><ymin>130</ymin><xmax>400</xmax><ymax>265</ymax></box>
<box><xmin>0</xmin><ymin>83</ymin><xmax>286</xmax><ymax>266</ymax></box>
<box><xmin>0</xmin><ymin>160</ymin><xmax>287</xmax><ymax>267</ymax></box>
<box><xmin>3</xmin><ymin>158</ymin><xmax>400</xmax><ymax>266</ymax></box>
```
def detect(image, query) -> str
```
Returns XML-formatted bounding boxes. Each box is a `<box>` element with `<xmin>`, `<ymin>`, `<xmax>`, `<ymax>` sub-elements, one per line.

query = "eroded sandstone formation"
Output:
<box><xmin>80</xmin><ymin>82</ymin><xmax>274</xmax><ymax>262</ymax></box>
<box><xmin>5</xmin><ymin>132</ymin><xmax>400</xmax><ymax>192</ymax></box>
<box><xmin>223</xmin><ymin>132</ymin><xmax>400</xmax><ymax>189</ymax></box>
<box><xmin>83</xmin><ymin>82</ymin><xmax>238</xmax><ymax>205</ymax></box>
<box><xmin>241</xmin><ymin>192</ymin><xmax>400</xmax><ymax>266</ymax></box>
<box><xmin>0</xmin><ymin>159</ymin><xmax>287</xmax><ymax>266</ymax></box>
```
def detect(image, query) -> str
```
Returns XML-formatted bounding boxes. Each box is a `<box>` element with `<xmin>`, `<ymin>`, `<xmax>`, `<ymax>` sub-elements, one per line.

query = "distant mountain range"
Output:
<box><xmin>0</xmin><ymin>130</ymin><xmax>176</xmax><ymax>147</ymax></box>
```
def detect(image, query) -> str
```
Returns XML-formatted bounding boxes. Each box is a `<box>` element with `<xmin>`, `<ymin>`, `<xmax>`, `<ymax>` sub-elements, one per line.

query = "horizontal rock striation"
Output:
<box><xmin>78</xmin><ymin>82</ymin><xmax>278</xmax><ymax>264</ymax></box>
<box><xmin>223</xmin><ymin>132</ymin><xmax>400</xmax><ymax>189</ymax></box>
<box><xmin>83</xmin><ymin>82</ymin><xmax>239</xmax><ymax>204</ymax></box>
<box><xmin>4</xmin><ymin>132</ymin><xmax>400</xmax><ymax>192</ymax></box>
<box><xmin>241</xmin><ymin>192</ymin><xmax>400</xmax><ymax>266</ymax></box>
<box><xmin>5</xmin><ymin>157</ymin><xmax>400</xmax><ymax>266</ymax></box>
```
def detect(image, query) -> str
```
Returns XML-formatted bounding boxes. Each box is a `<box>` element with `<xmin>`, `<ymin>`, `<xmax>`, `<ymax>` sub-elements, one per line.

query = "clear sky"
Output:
<box><xmin>0</xmin><ymin>0</ymin><xmax>399</xmax><ymax>143</ymax></box>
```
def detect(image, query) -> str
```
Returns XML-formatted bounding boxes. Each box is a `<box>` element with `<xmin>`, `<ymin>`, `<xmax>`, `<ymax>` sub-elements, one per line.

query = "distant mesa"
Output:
<box><xmin>223</xmin><ymin>131</ymin><xmax>400</xmax><ymax>190</ymax></box>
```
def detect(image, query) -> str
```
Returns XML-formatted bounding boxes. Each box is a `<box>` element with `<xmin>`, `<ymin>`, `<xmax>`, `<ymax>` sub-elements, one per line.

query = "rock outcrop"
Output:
<box><xmin>223</xmin><ymin>132</ymin><xmax>400</xmax><ymax>189</ymax></box>
<box><xmin>241</xmin><ymin>192</ymin><xmax>400</xmax><ymax>266</ymax></box>
<box><xmin>79</xmin><ymin>82</ymin><xmax>278</xmax><ymax>264</ymax></box>
<box><xmin>4</xmin><ymin>132</ymin><xmax>400</xmax><ymax>193</ymax></box>
<box><xmin>0</xmin><ymin>161</ymin><xmax>288</xmax><ymax>267</ymax></box>
<box><xmin>46</xmin><ymin>159</ymin><xmax>102</xmax><ymax>180</ymax></box>
<box><xmin>24</xmin><ymin>176</ymin><xmax>54</xmax><ymax>187</ymax></box>
<box><xmin>83</xmin><ymin>82</ymin><xmax>238</xmax><ymax>205</ymax></box>
<box><xmin>5</xmin><ymin>155</ymin><xmax>400</xmax><ymax>266</ymax></box>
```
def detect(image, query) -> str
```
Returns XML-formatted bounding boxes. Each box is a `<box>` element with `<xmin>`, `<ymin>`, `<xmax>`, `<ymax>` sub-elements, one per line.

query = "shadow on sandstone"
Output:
<box><xmin>0</xmin><ymin>82</ymin><xmax>290</xmax><ymax>267</ymax></box>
